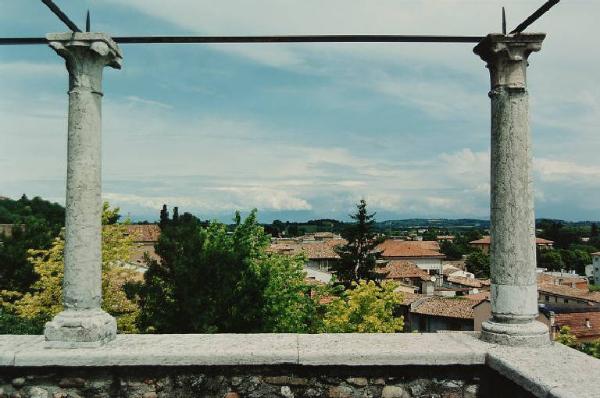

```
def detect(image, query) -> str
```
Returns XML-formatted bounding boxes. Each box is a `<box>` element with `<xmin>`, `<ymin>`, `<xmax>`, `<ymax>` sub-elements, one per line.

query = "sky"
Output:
<box><xmin>1</xmin><ymin>0</ymin><xmax>599</xmax><ymax>222</ymax></box>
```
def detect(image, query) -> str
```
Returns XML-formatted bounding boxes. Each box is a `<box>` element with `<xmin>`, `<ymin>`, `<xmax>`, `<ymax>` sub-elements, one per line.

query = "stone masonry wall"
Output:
<box><xmin>0</xmin><ymin>365</ymin><xmax>535</xmax><ymax>398</ymax></box>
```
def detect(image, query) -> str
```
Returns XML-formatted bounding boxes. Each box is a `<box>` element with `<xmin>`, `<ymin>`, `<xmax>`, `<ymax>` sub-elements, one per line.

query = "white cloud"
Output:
<box><xmin>535</xmin><ymin>158</ymin><xmax>600</xmax><ymax>183</ymax></box>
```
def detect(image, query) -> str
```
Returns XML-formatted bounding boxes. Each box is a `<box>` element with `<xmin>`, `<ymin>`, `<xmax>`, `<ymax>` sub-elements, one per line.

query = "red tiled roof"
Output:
<box><xmin>377</xmin><ymin>240</ymin><xmax>444</xmax><ymax>258</ymax></box>
<box><xmin>376</xmin><ymin>260</ymin><xmax>431</xmax><ymax>281</ymax></box>
<box><xmin>553</xmin><ymin>311</ymin><xmax>600</xmax><ymax>340</ymax></box>
<box><xmin>538</xmin><ymin>284</ymin><xmax>600</xmax><ymax>303</ymax></box>
<box><xmin>400</xmin><ymin>292</ymin><xmax>425</xmax><ymax>305</ymax></box>
<box><xmin>269</xmin><ymin>239</ymin><xmax>346</xmax><ymax>260</ymax></box>
<box><xmin>470</xmin><ymin>236</ymin><xmax>554</xmax><ymax>245</ymax></box>
<box><xmin>411</xmin><ymin>297</ymin><xmax>483</xmax><ymax>320</ymax></box>
<box><xmin>447</xmin><ymin>275</ymin><xmax>485</xmax><ymax>288</ymax></box>
<box><xmin>464</xmin><ymin>291</ymin><xmax>490</xmax><ymax>301</ymax></box>
<box><xmin>125</xmin><ymin>225</ymin><xmax>161</xmax><ymax>242</ymax></box>
<box><xmin>537</xmin><ymin>273</ymin><xmax>589</xmax><ymax>289</ymax></box>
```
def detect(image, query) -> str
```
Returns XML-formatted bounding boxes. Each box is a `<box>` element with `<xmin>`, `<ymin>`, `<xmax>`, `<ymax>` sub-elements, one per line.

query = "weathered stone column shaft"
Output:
<box><xmin>490</xmin><ymin>86</ymin><xmax>537</xmax><ymax>323</ymax></box>
<box><xmin>44</xmin><ymin>33</ymin><xmax>122</xmax><ymax>348</ymax></box>
<box><xmin>64</xmin><ymin>59</ymin><xmax>104</xmax><ymax>310</ymax></box>
<box><xmin>474</xmin><ymin>33</ymin><xmax>549</xmax><ymax>346</ymax></box>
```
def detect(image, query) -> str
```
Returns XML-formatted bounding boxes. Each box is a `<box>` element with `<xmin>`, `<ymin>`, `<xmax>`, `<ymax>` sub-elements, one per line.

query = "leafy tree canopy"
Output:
<box><xmin>1</xmin><ymin>203</ymin><xmax>139</xmax><ymax>333</ymax></box>
<box><xmin>136</xmin><ymin>207</ymin><xmax>318</xmax><ymax>334</ymax></box>
<box><xmin>320</xmin><ymin>280</ymin><xmax>404</xmax><ymax>333</ymax></box>
<box><xmin>465</xmin><ymin>250</ymin><xmax>490</xmax><ymax>279</ymax></box>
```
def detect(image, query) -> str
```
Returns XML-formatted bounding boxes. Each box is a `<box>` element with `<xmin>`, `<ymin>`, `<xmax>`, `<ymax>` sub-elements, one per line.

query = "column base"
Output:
<box><xmin>480</xmin><ymin>319</ymin><xmax>549</xmax><ymax>347</ymax></box>
<box><xmin>44</xmin><ymin>309</ymin><xmax>117</xmax><ymax>348</ymax></box>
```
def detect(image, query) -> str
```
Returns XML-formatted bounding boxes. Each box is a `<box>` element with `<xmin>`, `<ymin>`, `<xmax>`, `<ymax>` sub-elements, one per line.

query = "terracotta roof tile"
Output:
<box><xmin>269</xmin><ymin>239</ymin><xmax>346</xmax><ymax>260</ymax></box>
<box><xmin>538</xmin><ymin>284</ymin><xmax>600</xmax><ymax>303</ymax></box>
<box><xmin>411</xmin><ymin>297</ymin><xmax>482</xmax><ymax>320</ymax></box>
<box><xmin>377</xmin><ymin>240</ymin><xmax>444</xmax><ymax>258</ymax></box>
<box><xmin>125</xmin><ymin>225</ymin><xmax>161</xmax><ymax>242</ymax></box>
<box><xmin>447</xmin><ymin>275</ymin><xmax>484</xmax><ymax>288</ymax></box>
<box><xmin>376</xmin><ymin>260</ymin><xmax>431</xmax><ymax>281</ymax></box>
<box><xmin>400</xmin><ymin>292</ymin><xmax>425</xmax><ymax>305</ymax></box>
<box><xmin>553</xmin><ymin>311</ymin><xmax>600</xmax><ymax>340</ymax></box>
<box><xmin>463</xmin><ymin>291</ymin><xmax>490</xmax><ymax>301</ymax></box>
<box><xmin>537</xmin><ymin>273</ymin><xmax>588</xmax><ymax>288</ymax></box>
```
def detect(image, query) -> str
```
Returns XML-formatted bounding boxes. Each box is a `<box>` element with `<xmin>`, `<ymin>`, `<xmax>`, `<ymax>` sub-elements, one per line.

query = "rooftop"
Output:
<box><xmin>447</xmin><ymin>275</ymin><xmax>489</xmax><ymax>288</ymax></box>
<box><xmin>538</xmin><ymin>284</ymin><xmax>600</xmax><ymax>303</ymax></box>
<box><xmin>268</xmin><ymin>239</ymin><xmax>346</xmax><ymax>260</ymax></box>
<box><xmin>124</xmin><ymin>224</ymin><xmax>161</xmax><ymax>242</ymax></box>
<box><xmin>377</xmin><ymin>240</ymin><xmax>444</xmax><ymax>258</ymax></box>
<box><xmin>411</xmin><ymin>297</ymin><xmax>483</xmax><ymax>320</ymax></box>
<box><xmin>376</xmin><ymin>260</ymin><xmax>431</xmax><ymax>281</ymax></box>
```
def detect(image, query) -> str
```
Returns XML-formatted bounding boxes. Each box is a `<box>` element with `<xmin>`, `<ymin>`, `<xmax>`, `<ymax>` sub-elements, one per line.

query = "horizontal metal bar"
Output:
<box><xmin>0</xmin><ymin>35</ymin><xmax>485</xmax><ymax>46</ymax></box>
<box><xmin>0</xmin><ymin>38</ymin><xmax>48</xmax><ymax>45</ymax></box>
<box><xmin>113</xmin><ymin>35</ymin><xmax>485</xmax><ymax>44</ymax></box>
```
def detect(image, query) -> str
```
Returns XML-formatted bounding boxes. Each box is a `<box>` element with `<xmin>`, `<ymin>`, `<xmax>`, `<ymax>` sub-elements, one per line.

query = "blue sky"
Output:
<box><xmin>1</xmin><ymin>1</ymin><xmax>599</xmax><ymax>222</ymax></box>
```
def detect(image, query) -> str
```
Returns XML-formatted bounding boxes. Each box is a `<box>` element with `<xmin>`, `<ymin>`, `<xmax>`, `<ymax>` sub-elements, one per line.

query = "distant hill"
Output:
<box><xmin>376</xmin><ymin>219</ymin><xmax>490</xmax><ymax>230</ymax></box>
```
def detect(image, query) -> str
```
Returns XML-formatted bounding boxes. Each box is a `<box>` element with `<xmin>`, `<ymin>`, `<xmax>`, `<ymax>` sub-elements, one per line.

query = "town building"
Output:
<box><xmin>469</xmin><ymin>236</ymin><xmax>554</xmax><ymax>254</ymax></box>
<box><xmin>376</xmin><ymin>240</ymin><xmax>445</xmax><ymax>275</ymax></box>
<box><xmin>537</xmin><ymin>271</ymin><xmax>589</xmax><ymax>290</ymax></box>
<box><xmin>401</xmin><ymin>295</ymin><xmax>484</xmax><ymax>332</ymax></box>
<box><xmin>375</xmin><ymin>260</ymin><xmax>434</xmax><ymax>293</ymax></box>
<box><xmin>123</xmin><ymin>224</ymin><xmax>161</xmax><ymax>267</ymax></box>
<box><xmin>0</xmin><ymin>224</ymin><xmax>16</xmax><ymax>238</ymax></box>
<box><xmin>539</xmin><ymin>306</ymin><xmax>600</xmax><ymax>343</ymax></box>
<box><xmin>538</xmin><ymin>284</ymin><xmax>600</xmax><ymax>307</ymax></box>
<box><xmin>269</xmin><ymin>238</ymin><xmax>345</xmax><ymax>272</ymax></box>
<box><xmin>590</xmin><ymin>252</ymin><xmax>600</xmax><ymax>285</ymax></box>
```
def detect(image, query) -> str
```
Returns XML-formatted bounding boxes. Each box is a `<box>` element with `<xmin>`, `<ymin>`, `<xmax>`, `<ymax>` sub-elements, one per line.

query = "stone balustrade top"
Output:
<box><xmin>1</xmin><ymin>332</ymin><xmax>599</xmax><ymax>397</ymax></box>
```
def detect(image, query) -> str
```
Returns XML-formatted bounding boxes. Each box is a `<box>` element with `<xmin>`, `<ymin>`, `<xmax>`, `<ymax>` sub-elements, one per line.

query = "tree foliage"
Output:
<box><xmin>136</xmin><ymin>208</ymin><xmax>318</xmax><ymax>333</ymax></box>
<box><xmin>555</xmin><ymin>326</ymin><xmax>578</xmax><ymax>348</ymax></box>
<box><xmin>2</xmin><ymin>203</ymin><xmax>139</xmax><ymax>333</ymax></box>
<box><xmin>331</xmin><ymin>200</ymin><xmax>380</xmax><ymax>284</ymax></box>
<box><xmin>0</xmin><ymin>196</ymin><xmax>65</xmax><ymax>292</ymax></box>
<box><xmin>465</xmin><ymin>250</ymin><xmax>490</xmax><ymax>279</ymax></box>
<box><xmin>320</xmin><ymin>280</ymin><xmax>404</xmax><ymax>333</ymax></box>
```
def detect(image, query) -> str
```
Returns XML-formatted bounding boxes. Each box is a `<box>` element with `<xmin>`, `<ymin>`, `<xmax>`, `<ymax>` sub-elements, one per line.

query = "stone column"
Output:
<box><xmin>474</xmin><ymin>33</ymin><xmax>549</xmax><ymax>346</ymax></box>
<box><xmin>44</xmin><ymin>33</ymin><xmax>122</xmax><ymax>348</ymax></box>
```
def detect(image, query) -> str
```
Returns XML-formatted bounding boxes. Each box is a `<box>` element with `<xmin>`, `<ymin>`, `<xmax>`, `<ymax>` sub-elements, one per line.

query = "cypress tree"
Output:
<box><xmin>331</xmin><ymin>200</ymin><xmax>380</xmax><ymax>284</ymax></box>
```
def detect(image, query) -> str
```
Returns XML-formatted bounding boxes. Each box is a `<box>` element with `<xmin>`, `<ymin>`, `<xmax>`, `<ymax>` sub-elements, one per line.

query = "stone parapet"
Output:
<box><xmin>1</xmin><ymin>333</ymin><xmax>599</xmax><ymax>397</ymax></box>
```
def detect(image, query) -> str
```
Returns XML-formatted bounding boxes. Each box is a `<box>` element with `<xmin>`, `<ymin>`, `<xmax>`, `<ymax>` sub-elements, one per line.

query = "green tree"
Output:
<box><xmin>331</xmin><ymin>200</ymin><xmax>379</xmax><ymax>284</ymax></box>
<box><xmin>320</xmin><ymin>280</ymin><xmax>404</xmax><ymax>333</ymax></box>
<box><xmin>555</xmin><ymin>326</ymin><xmax>578</xmax><ymax>348</ymax></box>
<box><xmin>258</xmin><ymin>253</ymin><xmax>320</xmax><ymax>333</ymax></box>
<box><xmin>465</xmin><ymin>250</ymin><xmax>490</xmax><ymax>279</ymax></box>
<box><xmin>0</xmin><ymin>196</ymin><xmax>65</xmax><ymax>293</ymax></box>
<box><xmin>2</xmin><ymin>203</ymin><xmax>139</xmax><ymax>333</ymax></box>
<box><xmin>440</xmin><ymin>241</ymin><xmax>464</xmax><ymax>261</ymax></box>
<box><xmin>559</xmin><ymin>249</ymin><xmax>591</xmax><ymax>275</ymax></box>
<box><xmin>582</xmin><ymin>339</ymin><xmax>600</xmax><ymax>359</ymax></box>
<box><xmin>537</xmin><ymin>250</ymin><xmax>564</xmax><ymax>271</ymax></box>
<box><xmin>136</xmin><ymin>208</ymin><xmax>318</xmax><ymax>333</ymax></box>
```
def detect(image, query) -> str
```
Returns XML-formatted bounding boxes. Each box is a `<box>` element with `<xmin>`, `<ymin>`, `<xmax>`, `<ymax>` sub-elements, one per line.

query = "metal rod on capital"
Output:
<box><xmin>510</xmin><ymin>0</ymin><xmax>560</xmax><ymax>34</ymax></box>
<box><xmin>40</xmin><ymin>0</ymin><xmax>81</xmax><ymax>32</ymax></box>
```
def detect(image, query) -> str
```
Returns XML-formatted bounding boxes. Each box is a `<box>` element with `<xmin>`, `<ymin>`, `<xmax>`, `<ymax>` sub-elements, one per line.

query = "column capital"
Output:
<box><xmin>46</xmin><ymin>32</ymin><xmax>123</xmax><ymax>93</ymax></box>
<box><xmin>474</xmin><ymin>33</ymin><xmax>545</xmax><ymax>89</ymax></box>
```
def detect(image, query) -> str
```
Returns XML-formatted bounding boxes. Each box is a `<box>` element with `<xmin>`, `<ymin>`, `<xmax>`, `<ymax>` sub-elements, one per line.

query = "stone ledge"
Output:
<box><xmin>1</xmin><ymin>332</ymin><xmax>599</xmax><ymax>397</ymax></box>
